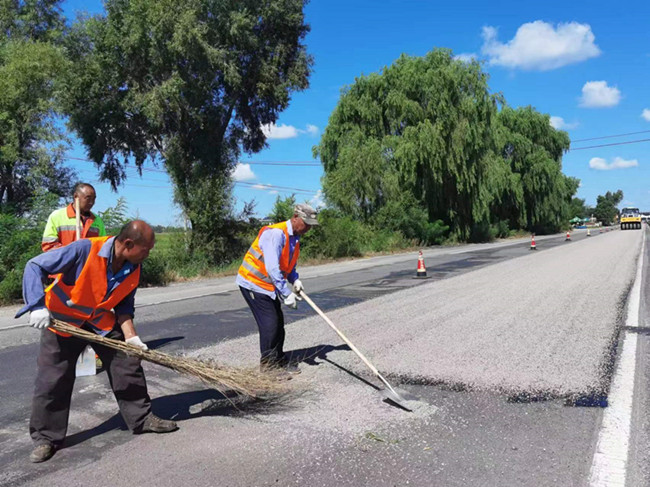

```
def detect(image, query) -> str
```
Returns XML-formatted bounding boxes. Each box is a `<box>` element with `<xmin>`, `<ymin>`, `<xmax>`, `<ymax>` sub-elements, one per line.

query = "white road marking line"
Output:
<box><xmin>0</xmin><ymin>322</ymin><xmax>29</xmax><ymax>330</ymax></box>
<box><xmin>135</xmin><ymin>289</ymin><xmax>230</xmax><ymax>308</ymax></box>
<box><xmin>589</xmin><ymin>231</ymin><xmax>645</xmax><ymax>486</ymax></box>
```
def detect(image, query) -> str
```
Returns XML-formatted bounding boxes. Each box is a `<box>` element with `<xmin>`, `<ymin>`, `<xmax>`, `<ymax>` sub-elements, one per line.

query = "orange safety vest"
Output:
<box><xmin>45</xmin><ymin>236</ymin><xmax>141</xmax><ymax>337</ymax></box>
<box><xmin>237</xmin><ymin>221</ymin><xmax>300</xmax><ymax>293</ymax></box>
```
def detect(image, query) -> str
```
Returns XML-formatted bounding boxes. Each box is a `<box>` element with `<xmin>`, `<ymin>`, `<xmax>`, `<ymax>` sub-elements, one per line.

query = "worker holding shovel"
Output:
<box><xmin>15</xmin><ymin>221</ymin><xmax>178</xmax><ymax>464</ymax></box>
<box><xmin>237</xmin><ymin>203</ymin><xmax>319</xmax><ymax>376</ymax></box>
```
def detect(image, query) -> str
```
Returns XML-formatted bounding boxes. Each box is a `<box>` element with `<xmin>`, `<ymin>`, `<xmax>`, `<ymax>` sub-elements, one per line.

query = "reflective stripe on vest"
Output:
<box><xmin>237</xmin><ymin>221</ymin><xmax>300</xmax><ymax>292</ymax></box>
<box><xmin>45</xmin><ymin>236</ymin><xmax>140</xmax><ymax>337</ymax></box>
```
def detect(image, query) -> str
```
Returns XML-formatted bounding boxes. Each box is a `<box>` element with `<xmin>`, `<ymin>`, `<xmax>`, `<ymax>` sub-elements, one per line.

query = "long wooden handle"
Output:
<box><xmin>299</xmin><ymin>291</ymin><xmax>399</xmax><ymax>395</ymax></box>
<box><xmin>74</xmin><ymin>197</ymin><xmax>81</xmax><ymax>240</ymax></box>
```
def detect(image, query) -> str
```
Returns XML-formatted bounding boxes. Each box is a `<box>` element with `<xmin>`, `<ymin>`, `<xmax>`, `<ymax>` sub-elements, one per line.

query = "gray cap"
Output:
<box><xmin>294</xmin><ymin>203</ymin><xmax>319</xmax><ymax>225</ymax></box>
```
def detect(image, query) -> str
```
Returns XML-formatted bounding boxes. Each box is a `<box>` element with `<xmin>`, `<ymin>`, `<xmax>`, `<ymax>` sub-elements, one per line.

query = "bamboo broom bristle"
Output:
<box><xmin>51</xmin><ymin>319</ymin><xmax>289</xmax><ymax>400</ymax></box>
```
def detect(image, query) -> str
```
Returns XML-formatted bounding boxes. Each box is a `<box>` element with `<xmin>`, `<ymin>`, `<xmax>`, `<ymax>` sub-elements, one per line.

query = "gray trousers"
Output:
<box><xmin>30</xmin><ymin>326</ymin><xmax>151</xmax><ymax>446</ymax></box>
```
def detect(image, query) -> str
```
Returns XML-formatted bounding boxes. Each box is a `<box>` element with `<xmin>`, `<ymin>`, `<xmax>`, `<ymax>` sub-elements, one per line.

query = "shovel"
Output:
<box><xmin>299</xmin><ymin>291</ymin><xmax>413</xmax><ymax>411</ymax></box>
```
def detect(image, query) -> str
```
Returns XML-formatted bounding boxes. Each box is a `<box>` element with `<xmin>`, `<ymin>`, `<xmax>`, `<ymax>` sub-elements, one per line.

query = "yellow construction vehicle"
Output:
<box><xmin>620</xmin><ymin>207</ymin><xmax>642</xmax><ymax>230</ymax></box>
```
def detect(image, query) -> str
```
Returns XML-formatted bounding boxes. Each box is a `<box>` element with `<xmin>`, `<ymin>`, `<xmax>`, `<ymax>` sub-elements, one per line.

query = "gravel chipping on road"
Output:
<box><xmin>195</xmin><ymin>230</ymin><xmax>642</xmax><ymax>402</ymax></box>
<box><xmin>12</xmin><ymin>231</ymin><xmax>643</xmax><ymax>487</ymax></box>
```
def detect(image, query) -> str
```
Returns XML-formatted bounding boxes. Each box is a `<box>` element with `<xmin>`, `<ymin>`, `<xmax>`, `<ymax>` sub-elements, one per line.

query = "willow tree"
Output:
<box><xmin>315</xmin><ymin>49</ymin><xmax>501</xmax><ymax>240</ymax></box>
<box><xmin>495</xmin><ymin>106</ymin><xmax>574</xmax><ymax>233</ymax></box>
<box><xmin>63</xmin><ymin>0</ymin><xmax>311</xmax><ymax>260</ymax></box>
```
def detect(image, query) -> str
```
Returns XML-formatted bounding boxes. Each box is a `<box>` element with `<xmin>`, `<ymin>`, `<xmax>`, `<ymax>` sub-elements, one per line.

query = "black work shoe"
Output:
<box><xmin>30</xmin><ymin>443</ymin><xmax>55</xmax><ymax>463</ymax></box>
<box><xmin>136</xmin><ymin>414</ymin><xmax>178</xmax><ymax>434</ymax></box>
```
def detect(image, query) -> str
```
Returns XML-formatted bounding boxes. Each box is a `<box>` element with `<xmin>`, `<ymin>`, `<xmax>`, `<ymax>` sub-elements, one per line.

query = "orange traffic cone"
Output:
<box><xmin>565</xmin><ymin>231</ymin><xmax>571</xmax><ymax>241</ymax></box>
<box><xmin>530</xmin><ymin>234</ymin><xmax>537</xmax><ymax>250</ymax></box>
<box><xmin>413</xmin><ymin>250</ymin><xmax>430</xmax><ymax>279</ymax></box>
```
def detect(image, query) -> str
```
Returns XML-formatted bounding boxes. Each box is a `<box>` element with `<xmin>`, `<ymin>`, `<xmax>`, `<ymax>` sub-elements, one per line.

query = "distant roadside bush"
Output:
<box><xmin>300</xmin><ymin>208</ymin><xmax>413</xmax><ymax>259</ymax></box>
<box><xmin>0</xmin><ymin>214</ymin><xmax>42</xmax><ymax>305</ymax></box>
<box><xmin>373</xmin><ymin>197</ymin><xmax>448</xmax><ymax>246</ymax></box>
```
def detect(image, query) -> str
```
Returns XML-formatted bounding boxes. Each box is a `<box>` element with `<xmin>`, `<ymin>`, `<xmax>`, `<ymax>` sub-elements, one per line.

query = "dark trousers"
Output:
<box><xmin>240</xmin><ymin>287</ymin><xmax>285</xmax><ymax>365</ymax></box>
<box><xmin>30</xmin><ymin>326</ymin><xmax>151</xmax><ymax>446</ymax></box>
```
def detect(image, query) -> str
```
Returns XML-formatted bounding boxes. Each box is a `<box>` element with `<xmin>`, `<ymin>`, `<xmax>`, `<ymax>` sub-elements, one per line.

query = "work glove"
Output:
<box><xmin>125</xmin><ymin>335</ymin><xmax>149</xmax><ymax>351</ymax></box>
<box><xmin>29</xmin><ymin>308</ymin><xmax>52</xmax><ymax>329</ymax></box>
<box><xmin>283</xmin><ymin>292</ymin><xmax>302</xmax><ymax>310</ymax></box>
<box><xmin>291</xmin><ymin>279</ymin><xmax>304</xmax><ymax>295</ymax></box>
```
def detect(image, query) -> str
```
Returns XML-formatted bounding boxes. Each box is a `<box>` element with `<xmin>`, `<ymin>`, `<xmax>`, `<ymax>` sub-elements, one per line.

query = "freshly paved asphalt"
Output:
<box><xmin>0</xmin><ymin>227</ymin><xmax>647</xmax><ymax>487</ymax></box>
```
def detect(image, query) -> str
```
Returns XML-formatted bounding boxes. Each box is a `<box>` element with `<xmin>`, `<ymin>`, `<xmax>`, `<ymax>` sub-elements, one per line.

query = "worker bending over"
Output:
<box><xmin>16</xmin><ymin>221</ymin><xmax>177</xmax><ymax>464</ymax></box>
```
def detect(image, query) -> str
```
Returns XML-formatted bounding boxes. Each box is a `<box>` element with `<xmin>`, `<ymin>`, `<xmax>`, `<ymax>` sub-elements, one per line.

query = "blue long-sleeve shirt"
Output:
<box><xmin>16</xmin><ymin>237</ymin><xmax>137</xmax><ymax>330</ymax></box>
<box><xmin>236</xmin><ymin>219</ymin><xmax>300</xmax><ymax>299</ymax></box>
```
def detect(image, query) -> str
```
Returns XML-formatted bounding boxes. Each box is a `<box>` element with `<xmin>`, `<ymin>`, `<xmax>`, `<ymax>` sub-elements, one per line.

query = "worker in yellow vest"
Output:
<box><xmin>41</xmin><ymin>183</ymin><xmax>106</xmax><ymax>252</ymax></box>
<box><xmin>237</xmin><ymin>204</ymin><xmax>319</xmax><ymax>375</ymax></box>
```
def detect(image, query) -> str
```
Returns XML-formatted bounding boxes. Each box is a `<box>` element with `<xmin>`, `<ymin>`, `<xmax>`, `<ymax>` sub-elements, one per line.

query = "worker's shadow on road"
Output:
<box><xmin>285</xmin><ymin>344</ymin><xmax>350</xmax><ymax>366</ymax></box>
<box><xmin>286</xmin><ymin>344</ymin><xmax>381</xmax><ymax>392</ymax></box>
<box><xmin>146</xmin><ymin>336</ymin><xmax>185</xmax><ymax>350</ymax></box>
<box><xmin>62</xmin><ymin>388</ymin><xmax>269</xmax><ymax>449</ymax></box>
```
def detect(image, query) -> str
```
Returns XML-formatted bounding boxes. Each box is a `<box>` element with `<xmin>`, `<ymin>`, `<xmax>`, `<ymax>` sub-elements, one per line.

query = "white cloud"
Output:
<box><xmin>579</xmin><ymin>81</ymin><xmax>621</xmax><ymax>108</ymax></box>
<box><xmin>309</xmin><ymin>189</ymin><xmax>325</xmax><ymax>209</ymax></box>
<box><xmin>481</xmin><ymin>21</ymin><xmax>600</xmax><ymax>71</ymax></box>
<box><xmin>589</xmin><ymin>156</ymin><xmax>638</xmax><ymax>170</ymax></box>
<box><xmin>642</xmin><ymin>108</ymin><xmax>650</xmax><ymax>121</ymax></box>
<box><xmin>231</xmin><ymin>163</ymin><xmax>255</xmax><ymax>181</ymax></box>
<box><xmin>549</xmin><ymin>116</ymin><xmax>579</xmax><ymax>130</ymax></box>
<box><xmin>454</xmin><ymin>53</ymin><xmax>477</xmax><ymax>63</ymax></box>
<box><xmin>261</xmin><ymin>123</ymin><xmax>320</xmax><ymax>140</ymax></box>
<box><xmin>251</xmin><ymin>184</ymin><xmax>272</xmax><ymax>190</ymax></box>
<box><xmin>261</xmin><ymin>123</ymin><xmax>299</xmax><ymax>140</ymax></box>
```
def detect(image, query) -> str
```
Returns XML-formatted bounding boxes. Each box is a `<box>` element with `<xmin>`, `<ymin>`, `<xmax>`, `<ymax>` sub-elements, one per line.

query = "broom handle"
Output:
<box><xmin>74</xmin><ymin>197</ymin><xmax>81</xmax><ymax>240</ymax></box>
<box><xmin>299</xmin><ymin>291</ymin><xmax>399</xmax><ymax>396</ymax></box>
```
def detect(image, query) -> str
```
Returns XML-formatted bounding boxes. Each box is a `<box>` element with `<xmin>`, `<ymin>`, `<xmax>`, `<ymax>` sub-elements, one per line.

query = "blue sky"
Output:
<box><xmin>61</xmin><ymin>0</ymin><xmax>650</xmax><ymax>224</ymax></box>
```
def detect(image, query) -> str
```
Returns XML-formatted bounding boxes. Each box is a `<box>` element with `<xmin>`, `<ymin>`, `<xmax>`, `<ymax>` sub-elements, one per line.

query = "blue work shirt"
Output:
<box><xmin>16</xmin><ymin>237</ymin><xmax>138</xmax><ymax>333</ymax></box>
<box><xmin>236</xmin><ymin>219</ymin><xmax>300</xmax><ymax>299</ymax></box>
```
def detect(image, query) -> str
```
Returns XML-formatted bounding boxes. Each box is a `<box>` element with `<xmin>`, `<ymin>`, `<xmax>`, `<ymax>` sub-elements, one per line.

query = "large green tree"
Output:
<box><xmin>494</xmin><ymin>106</ymin><xmax>574</xmax><ymax>233</ymax></box>
<box><xmin>63</xmin><ymin>0</ymin><xmax>312</xmax><ymax>261</ymax></box>
<box><xmin>315</xmin><ymin>49</ymin><xmax>500</xmax><ymax>240</ymax></box>
<box><xmin>0</xmin><ymin>0</ymin><xmax>64</xmax><ymax>42</ymax></box>
<box><xmin>316</xmin><ymin>50</ymin><xmax>578</xmax><ymax>240</ymax></box>
<box><xmin>0</xmin><ymin>0</ymin><xmax>74</xmax><ymax>215</ymax></box>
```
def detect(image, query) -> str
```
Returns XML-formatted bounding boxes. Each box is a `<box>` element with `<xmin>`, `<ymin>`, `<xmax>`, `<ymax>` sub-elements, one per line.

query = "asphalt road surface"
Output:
<box><xmin>0</xmin><ymin>227</ymin><xmax>648</xmax><ymax>487</ymax></box>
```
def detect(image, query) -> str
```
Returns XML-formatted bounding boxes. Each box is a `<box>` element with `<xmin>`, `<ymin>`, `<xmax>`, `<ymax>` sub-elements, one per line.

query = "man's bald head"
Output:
<box><xmin>116</xmin><ymin>220</ymin><xmax>155</xmax><ymax>265</ymax></box>
<box><xmin>117</xmin><ymin>220</ymin><xmax>154</xmax><ymax>244</ymax></box>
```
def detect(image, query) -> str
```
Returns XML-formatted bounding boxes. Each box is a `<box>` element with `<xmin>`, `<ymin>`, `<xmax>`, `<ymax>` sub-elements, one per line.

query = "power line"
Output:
<box><xmin>66</xmin><ymin>155</ymin><xmax>321</xmax><ymax>168</ymax></box>
<box><xmin>242</xmin><ymin>161</ymin><xmax>321</xmax><ymax>166</ymax></box>
<box><xmin>571</xmin><ymin>130</ymin><xmax>650</xmax><ymax>143</ymax></box>
<box><xmin>569</xmin><ymin>138</ymin><xmax>650</xmax><ymax>151</ymax></box>
<box><xmin>235</xmin><ymin>181</ymin><xmax>316</xmax><ymax>194</ymax></box>
<box><xmin>65</xmin><ymin>155</ymin><xmax>318</xmax><ymax>194</ymax></box>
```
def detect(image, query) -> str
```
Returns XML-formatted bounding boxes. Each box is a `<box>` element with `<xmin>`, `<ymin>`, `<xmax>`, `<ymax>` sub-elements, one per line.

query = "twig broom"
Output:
<box><xmin>51</xmin><ymin>319</ymin><xmax>288</xmax><ymax>400</ymax></box>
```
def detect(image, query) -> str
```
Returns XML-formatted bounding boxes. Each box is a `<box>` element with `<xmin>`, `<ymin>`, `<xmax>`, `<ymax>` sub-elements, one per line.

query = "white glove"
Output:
<box><xmin>29</xmin><ymin>308</ymin><xmax>52</xmax><ymax>329</ymax></box>
<box><xmin>283</xmin><ymin>292</ymin><xmax>302</xmax><ymax>309</ymax></box>
<box><xmin>291</xmin><ymin>279</ymin><xmax>304</xmax><ymax>294</ymax></box>
<box><xmin>125</xmin><ymin>335</ymin><xmax>149</xmax><ymax>351</ymax></box>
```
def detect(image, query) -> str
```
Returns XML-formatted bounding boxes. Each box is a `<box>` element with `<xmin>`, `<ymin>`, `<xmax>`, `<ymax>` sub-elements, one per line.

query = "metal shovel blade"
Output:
<box><xmin>381</xmin><ymin>386</ymin><xmax>416</xmax><ymax>412</ymax></box>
